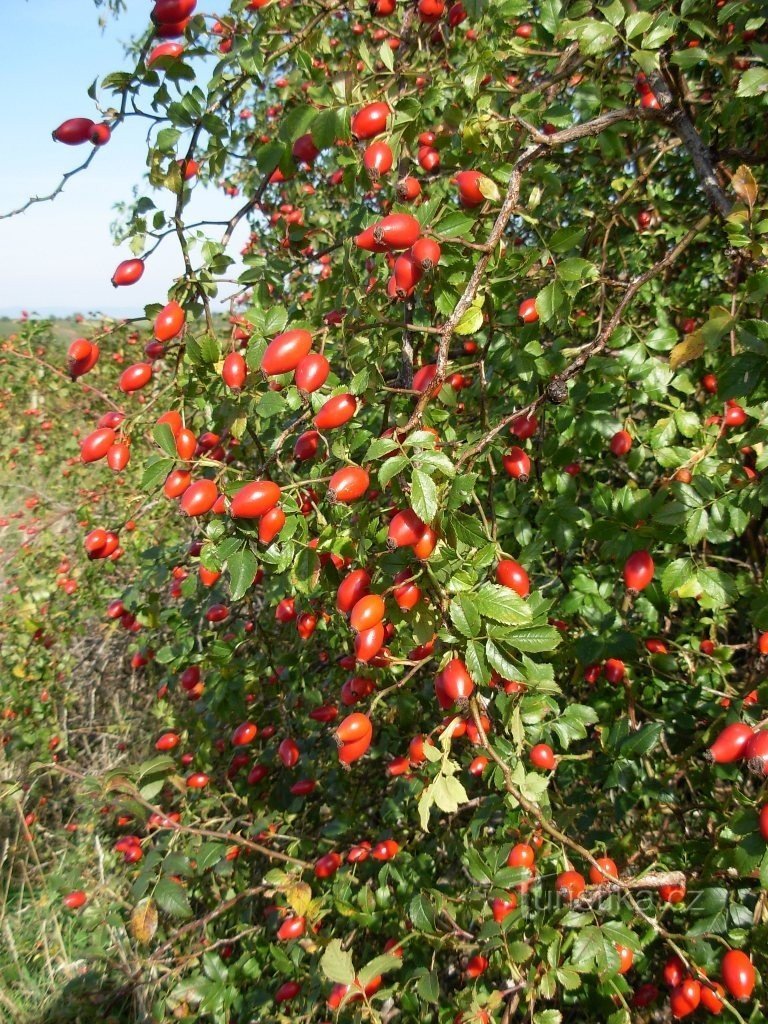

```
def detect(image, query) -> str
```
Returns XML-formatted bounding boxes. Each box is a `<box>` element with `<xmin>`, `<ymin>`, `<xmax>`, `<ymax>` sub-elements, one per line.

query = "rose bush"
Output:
<box><xmin>2</xmin><ymin>0</ymin><xmax>768</xmax><ymax>1022</ymax></box>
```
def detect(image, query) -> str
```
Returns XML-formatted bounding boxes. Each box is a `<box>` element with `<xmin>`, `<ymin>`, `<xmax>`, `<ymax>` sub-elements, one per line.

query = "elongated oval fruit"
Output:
<box><xmin>397</xmin><ymin>176</ymin><xmax>421</xmax><ymax>202</ymax></box>
<box><xmin>374</xmin><ymin>213</ymin><xmax>421</xmax><ymax>251</ymax></box>
<box><xmin>278</xmin><ymin>737</ymin><xmax>300</xmax><ymax>767</ymax></box>
<box><xmin>700</xmin><ymin>982</ymin><xmax>725</xmax><ymax>1014</ymax></box>
<box><xmin>441</xmin><ymin>658</ymin><xmax>474</xmax><ymax>701</ymax></box>
<box><xmin>338</xmin><ymin>731</ymin><xmax>372</xmax><ymax>764</ymax></box>
<box><xmin>351</xmin><ymin>101</ymin><xmax>389</xmax><ymax>140</ymax></box>
<box><xmin>336</xmin><ymin>712</ymin><xmax>372</xmax><ymax>745</ymax></box>
<box><xmin>261</xmin><ymin>329</ymin><xmax>312</xmax><ymax>376</ymax></box>
<box><xmin>230</xmin><ymin>480</ymin><xmax>281</xmax><ymax>519</ymax></box>
<box><xmin>294</xmin><ymin>429</ymin><xmax>320</xmax><ymax>461</ymax></box>
<box><xmin>337</xmin><ymin>568</ymin><xmax>371</xmax><ymax>615</ymax></box>
<box><xmin>746</xmin><ymin>728</ymin><xmax>768</xmax><ymax>775</ymax></box>
<box><xmin>153</xmin><ymin>17</ymin><xmax>190</xmax><ymax>37</ymax></box>
<box><xmin>355</xmin><ymin>622</ymin><xmax>385</xmax><ymax>663</ymax></box>
<box><xmin>292</xmin><ymin>132</ymin><xmax>319</xmax><ymax>165</ymax></box>
<box><xmin>259</xmin><ymin>505</ymin><xmax>286</xmax><ymax>544</ymax></box>
<box><xmin>530</xmin><ymin>743</ymin><xmax>556</xmax><ymax>770</ymax></box>
<box><xmin>363</xmin><ymin>140</ymin><xmax>393</xmax><ymax>179</ymax></box>
<box><xmin>623</xmin><ymin>550</ymin><xmax>654</xmax><ymax>592</ymax></box>
<box><xmin>496</xmin><ymin>559</ymin><xmax>530</xmax><ymax>597</ymax></box>
<box><xmin>81</xmin><ymin>427</ymin><xmax>116</xmax><ymax>463</ymax></box>
<box><xmin>154</xmin><ymin>301</ymin><xmax>185</xmax><ymax>341</ymax></box>
<box><xmin>294</xmin><ymin>352</ymin><xmax>329</xmax><ymax>393</ymax></box>
<box><xmin>518</xmin><ymin>298</ymin><xmax>539</xmax><ymax>324</ymax></box>
<box><xmin>705</xmin><ymin>722</ymin><xmax>754</xmax><ymax>764</ymax></box>
<box><xmin>232</xmin><ymin>721</ymin><xmax>258</xmax><ymax>746</ymax></box>
<box><xmin>147</xmin><ymin>40</ymin><xmax>184</xmax><ymax>64</ymax></box>
<box><xmin>721</xmin><ymin>950</ymin><xmax>755</xmax><ymax>1001</ymax></box>
<box><xmin>119</xmin><ymin>363</ymin><xmax>152</xmax><ymax>393</ymax></box>
<box><xmin>107</xmin><ymin>442</ymin><xmax>130</xmax><ymax>471</ymax></box>
<box><xmin>670</xmin><ymin>979</ymin><xmax>700</xmax><ymax>1018</ymax></box>
<box><xmin>387</xmin><ymin>509</ymin><xmax>427</xmax><ymax>549</ymax></box>
<box><xmin>157</xmin><ymin>410</ymin><xmax>182</xmax><ymax>435</ymax></box>
<box><xmin>350</xmin><ymin>594</ymin><xmax>385</xmax><ymax>633</ymax></box>
<box><xmin>52</xmin><ymin>118</ymin><xmax>95</xmax><ymax>145</ymax></box>
<box><xmin>412</xmin><ymin>525</ymin><xmax>437</xmax><ymax>560</ymax></box>
<box><xmin>329</xmin><ymin>466</ymin><xmax>369</xmax><ymax>503</ymax></box>
<box><xmin>610</xmin><ymin>429</ymin><xmax>632</xmax><ymax>456</ymax></box>
<box><xmin>90</xmin><ymin>122</ymin><xmax>111</xmax><ymax>146</ymax></box>
<box><xmin>111</xmin><ymin>258</ymin><xmax>144</xmax><ymax>288</ymax></box>
<box><xmin>179</xmin><ymin>479</ymin><xmax>218</xmax><ymax>516</ymax></box>
<box><xmin>555</xmin><ymin>870</ymin><xmax>585</xmax><ymax>901</ymax></box>
<box><xmin>411</xmin><ymin>237</ymin><xmax>441</xmax><ymax>271</ymax></box>
<box><xmin>152</xmin><ymin>0</ymin><xmax>197</xmax><ymax>23</ymax></box>
<box><xmin>69</xmin><ymin>339</ymin><xmax>100</xmax><ymax>378</ymax></box>
<box><xmin>393</xmin><ymin>251</ymin><xmax>422</xmax><ymax>298</ymax></box>
<box><xmin>454</xmin><ymin>170</ymin><xmax>489</xmax><ymax>207</ymax></box>
<box><xmin>589</xmin><ymin>857</ymin><xmax>618</xmax><ymax>884</ymax></box>
<box><xmin>277</xmin><ymin>915</ymin><xmax>306</xmax><ymax>941</ymax></box>
<box><xmin>175</xmin><ymin>427</ymin><xmax>196</xmax><ymax>461</ymax></box>
<box><xmin>760</xmin><ymin>803</ymin><xmax>768</xmax><ymax>841</ymax></box>
<box><xmin>222</xmin><ymin>352</ymin><xmax>247</xmax><ymax>391</ymax></box>
<box><xmin>354</xmin><ymin>224</ymin><xmax>389</xmax><ymax>253</ymax></box>
<box><xmin>456</xmin><ymin>169</ymin><xmax>493</xmax><ymax>207</ymax></box>
<box><xmin>186</xmin><ymin>771</ymin><xmax>209</xmax><ymax>789</ymax></box>
<box><xmin>314</xmin><ymin>393</ymin><xmax>357</xmax><ymax>430</ymax></box>
<box><xmin>503</xmin><ymin>446</ymin><xmax>531</xmax><ymax>481</ymax></box>
<box><xmin>63</xmin><ymin>890</ymin><xmax>88</xmax><ymax>910</ymax></box>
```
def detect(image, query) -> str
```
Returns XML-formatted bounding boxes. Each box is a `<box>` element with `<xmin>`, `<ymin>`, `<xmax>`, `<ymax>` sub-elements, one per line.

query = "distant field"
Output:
<box><xmin>0</xmin><ymin>318</ymin><xmax>101</xmax><ymax>346</ymax></box>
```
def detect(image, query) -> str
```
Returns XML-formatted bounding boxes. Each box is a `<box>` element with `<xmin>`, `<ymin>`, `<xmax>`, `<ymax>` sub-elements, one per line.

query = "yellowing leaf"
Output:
<box><xmin>130</xmin><ymin>898</ymin><xmax>158</xmax><ymax>945</ymax></box>
<box><xmin>286</xmin><ymin>881</ymin><xmax>312</xmax><ymax>916</ymax></box>
<box><xmin>478</xmin><ymin>175</ymin><xmax>501</xmax><ymax>202</ymax></box>
<box><xmin>732</xmin><ymin>164</ymin><xmax>758</xmax><ymax>210</ymax></box>
<box><xmin>669</xmin><ymin>330</ymin><xmax>704</xmax><ymax>370</ymax></box>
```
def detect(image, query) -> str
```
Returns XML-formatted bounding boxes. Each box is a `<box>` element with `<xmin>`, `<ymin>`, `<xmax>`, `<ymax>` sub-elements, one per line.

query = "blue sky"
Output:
<box><xmin>0</xmin><ymin>2</ymin><xmax>247</xmax><ymax>317</ymax></box>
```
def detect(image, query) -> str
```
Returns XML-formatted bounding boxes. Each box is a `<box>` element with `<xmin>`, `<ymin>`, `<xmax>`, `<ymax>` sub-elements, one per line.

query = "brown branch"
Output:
<box><xmin>648</xmin><ymin>61</ymin><xmax>733</xmax><ymax>219</ymax></box>
<box><xmin>402</xmin><ymin>144</ymin><xmax>545</xmax><ymax>431</ymax></box>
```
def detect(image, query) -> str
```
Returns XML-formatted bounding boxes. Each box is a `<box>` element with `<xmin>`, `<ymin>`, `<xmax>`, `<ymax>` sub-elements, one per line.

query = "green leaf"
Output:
<box><xmin>473</xmin><ymin>584</ymin><xmax>532</xmax><ymax>625</ymax></box>
<box><xmin>661</xmin><ymin>557</ymin><xmax>696</xmax><ymax>595</ymax></box>
<box><xmin>141</xmin><ymin>455</ymin><xmax>174</xmax><ymax>492</ymax></box>
<box><xmin>416</xmin><ymin>968</ymin><xmax>439</xmax><ymax>1004</ymax></box>
<box><xmin>625</xmin><ymin>10</ymin><xmax>652</xmax><ymax>36</ymax></box>
<box><xmin>379</xmin><ymin>454</ymin><xmax>409</xmax><ymax>489</ymax></box>
<box><xmin>465</xmin><ymin>639</ymin><xmax>491</xmax><ymax>685</ymax></box>
<box><xmin>153</xmin><ymin>422</ymin><xmax>178</xmax><ymax>458</ymax></box>
<box><xmin>536</xmin><ymin>281</ymin><xmax>565</xmax><ymax>322</ymax></box>
<box><xmin>357</xmin><ymin>954</ymin><xmax>401</xmax><ymax>988</ymax></box>
<box><xmin>263</xmin><ymin>306</ymin><xmax>288</xmax><ymax>335</ymax></box>
<box><xmin>320</xmin><ymin>939</ymin><xmax>355</xmax><ymax>986</ymax></box>
<box><xmin>227</xmin><ymin>546</ymin><xmax>258</xmax><ymax>601</ymax></box>
<box><xmin>450</xmin><ymin>594</ymin><xmax>482</xmax><ymax>638</ymax></box>
<box><xmin>556</xmin><ymin>257</ymin><xmax>597</xmax><ymax>283</ymax></box>
<box><xmin>411</xmin><ymin>469</ymin><xmax>438</xmax><ymax>524</ymax></box>
<box><xmin>504</xmin><ymin>625</ymin><xmax>561</xmax><ymax>653</ymax></box>
<box><xmin>736</xmin><ymin>67</ymin><xmax>768</xmax><ymax>98</ymax></box>
<box><xmin>409</xmin><ymin>893</ymin><xmax>437</xmax><ymax>932</ymax></box>
<box><xmin>154</xmin><ymin>878</ymin><xmax>193</xmax><ymax>919</ymax></box>
<box><xmin>685</xmin><ymin>507</ymin><xmax>709</xmax><ymax>546</ymax></box>
<box><xmin>619</xmin><ymin>722</ymin><xmax>664</xmax><ymax>757</ymax></box>
<box><xmin>278</xmin><ymin>104</ymin><xmax>317</xmax><ymax>143</ymax></box>
<box><xmin>534</xmin><ymin>1012</ymin><xmax>563</xmax><ymax>1024</ymax></box>
<box><xmin>365</xmin><ymin>437</ymin><xmax>399</xmax><ymax>461</ymax></box>
<box><xmin>455</xmin><ymin>304</ymin><xmax>484</xmax><ymax>336</ymax></box>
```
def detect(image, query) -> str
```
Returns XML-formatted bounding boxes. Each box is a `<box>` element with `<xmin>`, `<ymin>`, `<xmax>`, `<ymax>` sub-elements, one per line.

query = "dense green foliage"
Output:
<box><xmin>2</xmin><ymin>1</ymin><xmax>768</xmax><ymax>1022</ymax></box>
